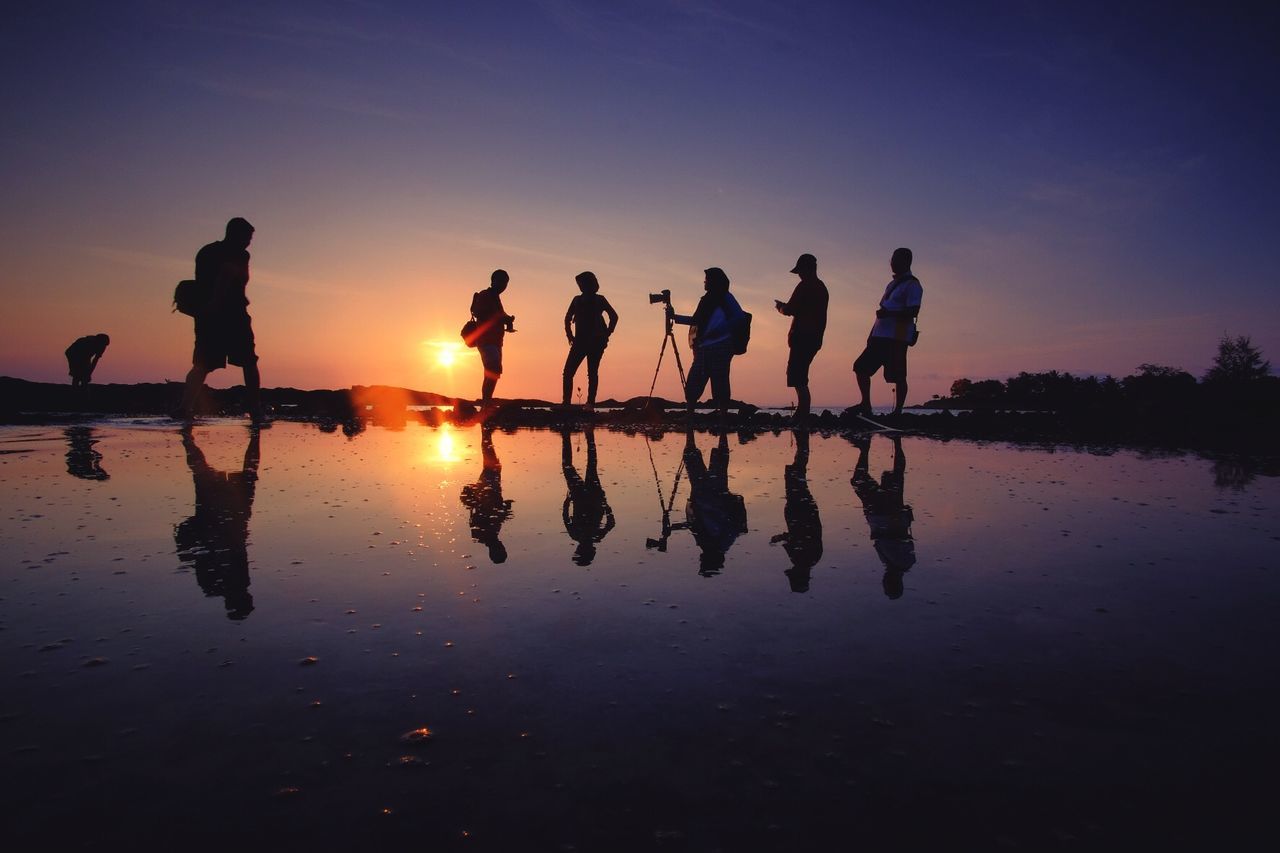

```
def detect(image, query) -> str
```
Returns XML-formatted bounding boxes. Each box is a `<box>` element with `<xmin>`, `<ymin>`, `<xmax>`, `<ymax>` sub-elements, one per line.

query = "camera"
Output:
<box><xmin>648</xmin><ymin>289</ymin><xmax>671</xmax><ymax>305</ymax></box>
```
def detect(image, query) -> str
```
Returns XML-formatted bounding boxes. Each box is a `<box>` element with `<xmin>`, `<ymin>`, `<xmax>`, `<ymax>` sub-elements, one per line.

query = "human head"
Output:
<box><xmin>790</xmin><ymin>253</ymin><xmax>817</xmax><ymax>276</ymax></box>
<box><xmin>490</xmin><ymin>269</ymin><xmax>509</xmax><ymax>293</ymax></box>
<box><xmin>94</xmin><ymin>333</ymin><xmax>110</xmax><ymax>348</ymax></box>
<box><xmin>575</xmin><ymin>271</ymin><xmax>599</xmax><ymax>294</ymax></box>
<box><xmin>225</xmin><ymin>217</ymin><xmax>254</xmax><ymax>250</ymax></box>
<box><xmin>703</xmin><ymin>267</ymin><xmax>730</xmax><ymax>293</ymax></box>
<box><xmin>890</xmin><ymin>247</ymin><xmax>913</xmax><ymax>276</ymax></box>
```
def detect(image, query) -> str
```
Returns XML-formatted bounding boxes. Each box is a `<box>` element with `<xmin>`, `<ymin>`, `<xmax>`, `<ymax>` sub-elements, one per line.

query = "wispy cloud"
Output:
<box><xmin>177</xmin><ymin>69</ymin><xmax>415</xmax><ymax>121</ymax></box>
<box><xmin>80</xmin><ymin>245</ymin><xmax>356</xmax><ymax>298</ymax></box>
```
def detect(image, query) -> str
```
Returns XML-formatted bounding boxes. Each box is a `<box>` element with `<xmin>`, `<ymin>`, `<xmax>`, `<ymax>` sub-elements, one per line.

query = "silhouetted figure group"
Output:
<box><xmin>174</xmin><ymin>426</ymin><xmax>260</xmax><ymax>620</ymax></box>
<box><xmin>453</xmin><ymin>247</ymin><xmax>921</xmax><ymax>418</ymax></box>
<box><xmin>65</xmin><ymin>334</ymin><xmax>109</xmax><ymax>390</ymax></box>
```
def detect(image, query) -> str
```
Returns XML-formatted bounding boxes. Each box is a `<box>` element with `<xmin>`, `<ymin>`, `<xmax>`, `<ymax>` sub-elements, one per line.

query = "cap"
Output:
<box><xmin>790</xmin><ymin>253</ymin><xmax>817</xmax><ymax>274</ymax></box>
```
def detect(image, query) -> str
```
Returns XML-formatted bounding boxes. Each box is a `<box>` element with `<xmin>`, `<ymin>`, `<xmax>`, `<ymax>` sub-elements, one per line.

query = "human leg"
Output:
<box><xmin>562</xmin><ymin>345</ymin><xmax>588</xmax><ymax>404</ymax></box>
<box><xmin>707</xmin><ymin>347</ymin><xmax>732</xmax><ymax>416</ymax></box>
<box><xmin>685</xmin><ymin>351</ymin><xmax>710</xmax><ymax>408</ymax></box>
<box><xmin>585</xmin><ymin>347</ymin><xmax>603</xmax><ymax>405</ymax></box>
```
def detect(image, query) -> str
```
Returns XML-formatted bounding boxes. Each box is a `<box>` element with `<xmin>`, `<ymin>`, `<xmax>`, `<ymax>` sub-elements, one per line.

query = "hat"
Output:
<box><xmin>574</xmin><ymin>271</ymin><xmax>599</xmax><ymax>293</ymax></box>
<box><xmin>790</xmin><ymin>253</ymin><xmax>817</xmax><ymax>274</ymax></box>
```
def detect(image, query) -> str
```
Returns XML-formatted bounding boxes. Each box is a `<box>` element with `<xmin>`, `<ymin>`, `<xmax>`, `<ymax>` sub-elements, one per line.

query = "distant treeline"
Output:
<box><xmin>929</xmin><ymin>335</ymin><xmax>1277</xmax><ymax>416</ymax></box>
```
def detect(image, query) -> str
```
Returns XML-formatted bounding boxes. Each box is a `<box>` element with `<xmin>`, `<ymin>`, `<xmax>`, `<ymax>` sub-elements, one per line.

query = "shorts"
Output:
<box><xmin>786</xmin><ymin>343</ymin><xmax>820</xmax><ymax>387</ymax></box>
<box><xmin>478</xmin><ymin>344</ymin><xmax>503</xmax><ymax>378</ymax></box>
<box><xmin>194</xmin><ymin>312</ymin><xmax>257</xmax><ymax>371</ymax></box>
<box><xmin>853</xmin><ymin>336</ymin><xmax>907</xmax><ymax>384</ymax></box>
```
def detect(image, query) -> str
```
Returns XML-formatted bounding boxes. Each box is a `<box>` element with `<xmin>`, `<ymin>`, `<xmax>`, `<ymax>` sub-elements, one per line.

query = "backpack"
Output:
<box><xmin>728</xmin><ymin>299</ymin><xmax>752</xmax><ymax>355</ymax></box>
<box><xmin>173</xmin><ymin>279</ymin><xmax>210</xmax><ymax>317</ymax></box>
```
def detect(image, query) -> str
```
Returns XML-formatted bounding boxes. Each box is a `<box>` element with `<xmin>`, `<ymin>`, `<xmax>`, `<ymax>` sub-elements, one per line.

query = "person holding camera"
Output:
<box><xmin>851</xmin><ymin>248</ymin><xmax>922</xmax><ymax>418</ymax></box>
<box><xmin>562</xmin><ymin>271</ymin><xmax>618</xmax><ymax>409</ymax></box>
<box><xmin>774</xmin><ymin>253</ymin><xmax>828</xmax><ymax>420</ymax></box>
<box><xmin>668</xmin><ymin>267</ymin><xmax>743</xmax><ymax>418</ymax></box>
<box><xmin>470</xmin><ymin>269</ymin><xmax>516</xmax><ymax>410</ymax></box>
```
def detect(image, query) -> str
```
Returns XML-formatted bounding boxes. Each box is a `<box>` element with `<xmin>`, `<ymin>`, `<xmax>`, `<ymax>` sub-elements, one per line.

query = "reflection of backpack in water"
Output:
<box><xmin>173</xmin><ymin>279</ymin><xmax>210</xmax><ymax>317</ymax></box>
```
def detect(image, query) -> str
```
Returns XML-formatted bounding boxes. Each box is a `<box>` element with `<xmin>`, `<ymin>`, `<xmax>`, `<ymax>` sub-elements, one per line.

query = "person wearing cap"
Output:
<box><xmin>65</xmin><ymin>333</ymin><xmax>110</xmax><ymax>389</ymax></box>
<box><xmin>669</xmin><ymin>267</ymin><xmax>745</xmax><ymax>418</ymax></box>
<box><xmin>179</xmin><ymin>217</ymin><xmax>263</xmax><ymax>421</ymax></box>
<box><xmin>562</xmin><ymin>271</ymin><xmax>619</xmax><ymax>408</ymax></box>
<box><xmin>470</xmin><ymin>269</ymin><xmax>516</xmax><ymax>410</ymax></box>
<box><xmin>851</xmin><ymin>248</ymin><xmax>922</xmax><ymax>417</ymax></box>
<box><xmin>774</xmin><ymin>253</ymin><xmax>829</xmax><ymax>420</ymax></box>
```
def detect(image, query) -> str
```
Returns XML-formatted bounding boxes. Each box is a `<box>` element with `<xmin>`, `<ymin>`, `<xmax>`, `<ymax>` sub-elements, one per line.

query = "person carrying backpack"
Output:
<box><xmin>669</xmin><ymin>267</ymin><xmax>746</xmax><ymax>419</ymax></box>
<box><xmin>178</xmin><ymin>217</ymin><xmax>263</xmax><ymax>421</ymax></box>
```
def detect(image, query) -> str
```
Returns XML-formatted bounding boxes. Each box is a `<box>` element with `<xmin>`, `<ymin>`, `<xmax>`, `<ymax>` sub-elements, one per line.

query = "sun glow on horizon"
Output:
<box><xmin>426</xmin><ymin>340</ymin><xmax>464</xmax><ymax>370</ymax></box>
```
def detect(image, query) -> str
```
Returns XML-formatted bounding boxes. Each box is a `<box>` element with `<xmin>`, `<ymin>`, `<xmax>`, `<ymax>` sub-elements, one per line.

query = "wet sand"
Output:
<box><xmin>2</xmin><ymin>421</ymin><xmax>1278</xmax><ymax>850</ymax></box>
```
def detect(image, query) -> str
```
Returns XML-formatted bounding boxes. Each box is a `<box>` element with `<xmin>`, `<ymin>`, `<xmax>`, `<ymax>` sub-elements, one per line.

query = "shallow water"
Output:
<box><xmin>2</xmin><ymin>421</ymin><xmax>1278</xmax><ymax>849</ymax></box>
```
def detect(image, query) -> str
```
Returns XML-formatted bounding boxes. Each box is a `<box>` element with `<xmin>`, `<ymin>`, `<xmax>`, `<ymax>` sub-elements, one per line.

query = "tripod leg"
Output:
<box><xmin>646</xmin><ymin>324</ymin><xmax>671</xmax><ymax>403</ymax></box>
<box><xmin>670</xmin><ymin>330</ymin><xmax>687</xmax><ymax>388</ymax></box>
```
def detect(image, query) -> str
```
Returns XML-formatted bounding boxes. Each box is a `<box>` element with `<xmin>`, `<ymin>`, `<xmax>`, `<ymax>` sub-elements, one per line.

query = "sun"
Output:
<box><xmin>427</xmin><ymin>340</ymin><xmax>464</xmax><ymax>369</ymax></box>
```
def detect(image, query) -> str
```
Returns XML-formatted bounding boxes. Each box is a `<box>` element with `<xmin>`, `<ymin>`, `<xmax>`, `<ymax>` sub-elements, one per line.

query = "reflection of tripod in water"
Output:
<box><xmin>645</xmin><ymin>291</ymin><xmax>688</xmax><ymax>407</ymax></box>
<box><xmin>644</xmin><ymin>435</ymin><xmax>687</xmax><ymax>551</ymax></box>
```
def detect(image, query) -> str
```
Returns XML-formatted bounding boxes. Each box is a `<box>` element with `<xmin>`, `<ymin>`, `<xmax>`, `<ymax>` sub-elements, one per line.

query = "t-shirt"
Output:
<box><xmin>869</xmin><ymin>276</ymin><xmax>922</xmax><ymax>342</ymax></box>
<box><xmin>567</xmin><ymin>293</ymin><xmax>615</xmax><ymax>345</ymax></box>
<box><xmin>780</xmin><ymin>276</ymin><xmax>828</xmax><ymax>348</ymax></box>
<box><xmin>66</xmin><ymin>335</ymin><xmax>107</xmax><ymax>361</ymax></box>
<box><xmin>195</xmin><ymin>240</ymin><xmax>251</xmax><ymax>315</ymax></box>
<box><xmin>470</xmin><ymin>288</ymin><xmax>508</xmax><ymax>347</ymax></box>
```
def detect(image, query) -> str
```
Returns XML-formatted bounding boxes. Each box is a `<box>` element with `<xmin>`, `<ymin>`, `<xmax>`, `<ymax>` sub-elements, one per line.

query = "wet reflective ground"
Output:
<box><xmin>3</xmin><ymin>421</ymin><xmax>1279</xmax><ymax>850</ymax></box>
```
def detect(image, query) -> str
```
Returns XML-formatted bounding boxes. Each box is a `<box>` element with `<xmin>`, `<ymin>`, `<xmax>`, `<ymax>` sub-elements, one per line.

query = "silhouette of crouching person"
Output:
<box><xmin>460</xmin><ymin>423</ymin><xmax>513</xmax><ymax>563</ymax></box>
<box><xmin>175</xmin><ymin>426</ymin><xmax>260</xmax><ymax>620</ymax></box>
<box><xmin>65</xmin><ymin>334</ymin><xmax>110</xmax><ymax>390</ymax></box>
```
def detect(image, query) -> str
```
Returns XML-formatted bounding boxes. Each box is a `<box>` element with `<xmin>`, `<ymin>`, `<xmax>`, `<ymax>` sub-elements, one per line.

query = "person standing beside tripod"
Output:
<box><xmin>668</xmin><ymin>267</ymin><xmax>743</xmax><ymax>419</ymax></box>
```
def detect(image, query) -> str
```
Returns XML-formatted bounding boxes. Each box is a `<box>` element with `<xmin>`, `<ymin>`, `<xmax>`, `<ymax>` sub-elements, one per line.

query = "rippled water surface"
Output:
<box><xmin>3</xmin><ymin>421</ymin><xmax>1278</xmax><ymax>849</ymax></box>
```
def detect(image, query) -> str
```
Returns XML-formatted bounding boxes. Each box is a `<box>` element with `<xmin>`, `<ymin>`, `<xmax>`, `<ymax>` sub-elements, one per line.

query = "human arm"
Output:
<box><xmin>564</xmin><ymin>299</ymin><xmax>575</xmax><ymax>343</ymax></box>
<box><xmin>602</xmin><ymin>297</ymin><xmax>619</xmax><ymax>335</ymax></box>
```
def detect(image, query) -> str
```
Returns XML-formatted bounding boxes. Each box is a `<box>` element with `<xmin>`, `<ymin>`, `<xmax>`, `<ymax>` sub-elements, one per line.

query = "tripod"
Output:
<box><xmin>645</xmin><ymin>309</ymin><xmax>688</xmax><ymax>407</ymax></box>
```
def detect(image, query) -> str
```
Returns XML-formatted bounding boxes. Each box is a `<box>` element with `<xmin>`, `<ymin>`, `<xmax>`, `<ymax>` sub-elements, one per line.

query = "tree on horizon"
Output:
<box><xmin>1204</xmin><ymin>335</ymin><xmax>1271</xmax><ymax>383</ymax></box>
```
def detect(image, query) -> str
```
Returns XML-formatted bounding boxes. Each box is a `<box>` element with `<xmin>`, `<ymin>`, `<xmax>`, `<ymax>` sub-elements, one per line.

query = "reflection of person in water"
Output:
<box><xmin>770</xmin><ymin>430</ymin><xmax>823</xmax><ymax>592</ymax></box>
<box><xmin>175</xmin><ymin>426</ymin><xmax>259</xmax><ymax>620</ymax></box>
<box><xmin>460</xmin><ymin>424</ymin><xmax>513</xmax><ymax>563</ymax></box>
<box><xmin>64</xmin><ymin>426</ymin><xmax>109</xmax><ymax>481</ymax></box>
<box><xmin>851</xmin><ymin>434</ymin><xmax>916</xmax><ymax>599</ymax></box>
<box><xmin>561</xmin><ymin>425</ymin><xmax>614</xmax><ymax>566</ymax></box>
<box><xmin>683</xmin><ymin>429</ymin><xmax>748</xmax><ymax>576</ymax></box>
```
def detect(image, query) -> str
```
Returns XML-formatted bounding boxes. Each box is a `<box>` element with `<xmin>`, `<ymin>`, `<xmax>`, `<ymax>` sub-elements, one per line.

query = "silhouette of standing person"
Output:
<box><xmin>470</xmin><ymin>270</ymin><xmax>516</xmax><ymax>410</ymax></box>
<box><xmin>774</xmin><ymin>254</ymin><xmax>828</xmax><ymax>420</ymax></box>
<box><xmin>460</xmin><ymin>423</ymin><xmax>513</xmax><ymax>563</ymax></box>
<box><xmin>64</xmin><ymin>426</ymin><xmax>109</xmax><ymax>481</ymax></box>
<box><xmin>770</xmin><ymin>430</ymin><xmax>823</xmax><ymax>592</ymax></box>
<box><xmin>65</xmin><ymin>334</ymin><xmax>110</xmax><ymax>390</ymax></box>
<box><xmin>851</xmin><ymin>248</ymin><xmax>922</xmax><ymax>418</ymax></box>
<box><xmin>669</xmin><ymin>268</ymin><xmax>745</xmax><ymax>419</ymax></box>
<box><xmin>850</xmin><ymin>434</ymin><xmax>916</xmax><ymax>599</ymax></box>
<box><xmin>179</xmin><ymin>218</ymin><xmax>263</xmax><ymax>421</ymax></box>
<box><xmin>175</xmin><ymin>426</ymin><xmax>260</xmax><ymax>620</ymax></box>
<box><xmin>562</xmin><ymin>272</ymin><xmax>619</xmax><ymax>409</ymax></box>
<box><xmin>560</xmin><ymin>425</ymin><xmax>615</xmax><ymax>565</ymax></box>
<box><xmin>683</xmin><ymin>428</ymin><xmax>748</xmax><ymax>576</ymax></box>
